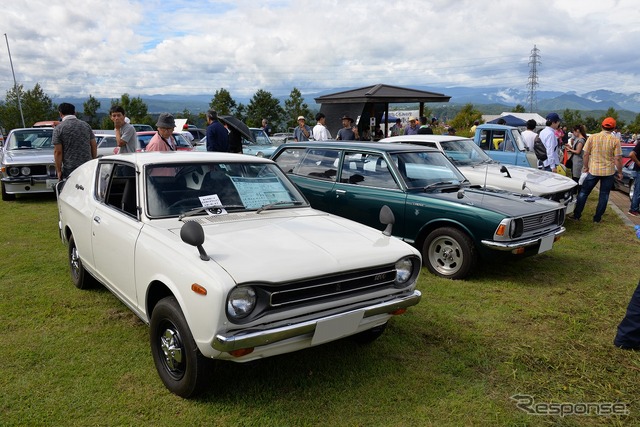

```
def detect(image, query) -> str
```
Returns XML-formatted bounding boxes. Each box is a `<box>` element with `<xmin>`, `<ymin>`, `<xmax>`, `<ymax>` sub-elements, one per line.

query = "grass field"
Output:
<box><xmin>1</xmin><ymin>193</ymin><xmax>639</xmax><ymax>426</ymax></box>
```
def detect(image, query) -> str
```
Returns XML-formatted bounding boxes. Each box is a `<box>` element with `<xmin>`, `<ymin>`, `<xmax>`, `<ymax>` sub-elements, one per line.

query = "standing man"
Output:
<box><xmin>390</xmin><ymin>118</ymin><xmax>403</xmax><ymax>136</ymax></box>
<box><xmin>417</xmin><ymin>116</ymin><xmax>433</xmax><ymax>134</ymax></box>
<box><xmin>53</xmin><ymin>102</ymin><xmax>97</xmax><ymax>179</ymax></box>
<box><xmin>540</xmin><ymin>112</ymin><xmax>562</xmax><ymax>172</ymax></box>
<box><xmin>293</xmin><ymin>116</ymin><xmax>311</xmax><ymax>141</ymax></box>
<box><xmin>521</xmin><ymin>119</ymin><xmax>538</xmax><ymax>152</ymax></box>
<box><xmin>571</xmin><ymin>117</ymin><xmax>623</xmax><ymax>223</ymax></box>
<box><xmin>627</xmin><ymin>139</ymin><xmax>640</xmax><ymax>216</ymax></box>
<box><xmin>336</xmin><ymin>115</ymin><xmax>358</xmax><ymax>140</ymax></box>
<box><xmin>110</xmin><ymin>106</ymin><xmax>137</xmax><ymax>153</ymax></box>
<box><xmin>261</xmin><ymin>119</ymin><xmax>272</xmax><ymax>136</ymax></box>
<box><xmin>404</xmin><ymin>116</ymin><xmax>419</xmax><ymax>135</ymax></box>
<box><xmin>312</xmin><ymin>113</ymin><xmax>331</xmax><ymax>141</ymax></box>
<box><xmin>205</xmin><ymin>110</ymin><xmax>229</xmax><ymax>152</ymax></box>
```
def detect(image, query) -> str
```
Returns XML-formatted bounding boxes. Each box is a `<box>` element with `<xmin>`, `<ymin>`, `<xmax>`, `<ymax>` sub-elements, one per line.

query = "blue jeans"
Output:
<box><xmin>631</xmin><ymin>170</ymin><xmax>640</xmax><ymax>212</ymax></box>
<box><xmin>573</xmin><ymin>173</ymin><xmax>615</xmax><ymax>222</ymax></box>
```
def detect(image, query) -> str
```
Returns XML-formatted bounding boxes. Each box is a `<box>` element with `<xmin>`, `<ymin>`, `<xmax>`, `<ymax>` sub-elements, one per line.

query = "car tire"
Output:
<box><xmin>350</xmin><ymin>322</ymin><xmax>388</xmax><ymax>344</ymax></box>
<box><xmin>423</xmin><ymin>227</ymin><xmax>476</xmax><ymax>280</ymax></box>
<box><xmin>68</xmin><ymin>235</ymin><xmax>95</xmax><ymax>289</ymax></box>
<box><xmin>1</xmin><ymin>182</ymin><xmax>15</xmax><ymax>201</ymax></box>
<box><xmin>150</xmin><ymin>296</ymin><xmax>209</xmax><ymax>398</ymax></box>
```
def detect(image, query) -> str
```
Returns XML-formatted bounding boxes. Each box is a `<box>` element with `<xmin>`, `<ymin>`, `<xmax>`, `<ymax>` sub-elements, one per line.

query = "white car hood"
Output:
<box><xmin>173</xmin><ymin>210</ymin><xmax>415</xmax><ymax>284</ymax></box>
<box><xmin>460</xmin><ymin>163</ymin><xmax>575</xmax><ymax>195</ymax></box>
<box><xmin>2</xmin><ymin>149</ymin><xmax>54</xmax><ymax>165</ymax></box>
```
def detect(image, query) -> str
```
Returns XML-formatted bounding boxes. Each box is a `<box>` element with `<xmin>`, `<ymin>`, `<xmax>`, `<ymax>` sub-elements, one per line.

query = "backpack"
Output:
<box><xmin>533</xmin><ymin>135</ymin><xmax>548</xmax><ymax>161</ymax></box>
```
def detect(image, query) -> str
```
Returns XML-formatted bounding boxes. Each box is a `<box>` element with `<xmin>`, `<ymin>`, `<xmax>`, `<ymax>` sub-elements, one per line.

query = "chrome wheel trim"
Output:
<box><xmin>159</xmin><ymin>327</ymin><xmax>185</xmax><ymax>377</ymax></box>
<box><xmin>428</xmin><ymin>235</ymin><xmax>463</xmax><ymax>276</ymax></box>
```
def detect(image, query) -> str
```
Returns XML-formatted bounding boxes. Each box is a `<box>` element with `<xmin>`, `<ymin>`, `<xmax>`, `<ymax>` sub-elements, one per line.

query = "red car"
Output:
<box><xmin>136</xmin><ymin>131</ymin><xmax>193</xmax><ymax>151</ymax></box>
<box><xmin>621</xmin><ymin>142</ymin><xmax>636</xmax><ymax>163</ymax></box>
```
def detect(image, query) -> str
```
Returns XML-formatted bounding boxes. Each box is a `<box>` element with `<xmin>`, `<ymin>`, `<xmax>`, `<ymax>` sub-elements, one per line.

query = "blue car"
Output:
<box><xmin>475</xmin><ymin>124</ymin><xmax>538</xmax><ymax>168</ymax></box>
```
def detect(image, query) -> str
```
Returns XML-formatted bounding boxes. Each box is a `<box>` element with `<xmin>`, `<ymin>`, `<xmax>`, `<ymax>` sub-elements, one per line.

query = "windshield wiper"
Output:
<box><xmin>256</xmin><ymin>200</ymin><xmax>304</xmax><ymax>214</ymax></box>
<box><xmin>179</xmin><ymin>204</ymin><xmax>244</xmax><ymax>220</ymax></box>
<box><xmin>423</xmin><ymin>181</ymin><xmax>454</xmax><ymax>191</ymax></box>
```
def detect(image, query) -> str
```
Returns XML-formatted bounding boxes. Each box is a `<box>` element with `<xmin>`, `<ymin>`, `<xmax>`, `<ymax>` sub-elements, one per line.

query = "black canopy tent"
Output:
<box><xmin>314</xmin><ymin>84</ymin><xmax>451</xmax><ymax>138</ymax></box>
<box><xmin>487</xmin><ymin>114</ymin><xmax>527</xmax><ymax>127</ymax></box>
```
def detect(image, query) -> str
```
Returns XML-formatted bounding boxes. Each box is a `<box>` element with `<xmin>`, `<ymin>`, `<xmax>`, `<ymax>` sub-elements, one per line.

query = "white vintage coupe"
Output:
<box><xmin>382</xmin><ymin>135</ymin><xmax>577</xmax><ymax>213</ymax></box>
<box><xmin>56</xmin><ymin>152</ymin><xmax>422</xmax><ymax>397</ymax></box>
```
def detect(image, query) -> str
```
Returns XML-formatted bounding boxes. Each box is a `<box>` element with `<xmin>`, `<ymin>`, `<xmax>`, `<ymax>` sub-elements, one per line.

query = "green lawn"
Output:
<box><xmin>1</xmin><ymin>193</ymin><xmax>639</xmax><ymax>426</ymax></box>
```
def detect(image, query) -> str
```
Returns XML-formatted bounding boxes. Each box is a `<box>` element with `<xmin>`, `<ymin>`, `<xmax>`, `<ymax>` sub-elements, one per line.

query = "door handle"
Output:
<box><xmin>335</xmin><ymin>189</ymin><xmax>346</xmax><ymax>197</ymax></box>
<box><xmin>93</xmin><ymin>216</ymin><xmax>101</xmax><ymax>224</ymax></box>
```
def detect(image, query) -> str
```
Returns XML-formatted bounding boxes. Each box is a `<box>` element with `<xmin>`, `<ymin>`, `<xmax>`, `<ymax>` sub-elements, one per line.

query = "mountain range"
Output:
<box><xmin>53</xmin><ymin>87</ymin><xmax>640</xmax><ymax>116</ymax></box>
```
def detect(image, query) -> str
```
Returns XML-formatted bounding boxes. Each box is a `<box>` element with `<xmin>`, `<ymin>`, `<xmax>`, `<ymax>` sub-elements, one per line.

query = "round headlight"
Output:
<box><xmin>8</xmin><ymin>167</ymin><xmax>19</xmax><ymax>176</ymax></box>
<box><xmin>395</xmin><ymin>257</ymin><xmax>416</xmax><ymax>287</ymax></box>
<box><xmin>226</xmin><ymin>286</ymin><xmax>257</xmax><ymax>320</ymax></box>
<box><xmin>20</xmin><ymin>166</ymin><xmax>31</xmax><ymax>176</ymax></box>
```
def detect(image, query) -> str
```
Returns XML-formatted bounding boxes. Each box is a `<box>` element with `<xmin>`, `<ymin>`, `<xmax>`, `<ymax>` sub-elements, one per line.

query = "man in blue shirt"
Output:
<box><xmin>206</xmin><ymin>110</ymin><xmax>229</xmax><ymax>152</ymax></box>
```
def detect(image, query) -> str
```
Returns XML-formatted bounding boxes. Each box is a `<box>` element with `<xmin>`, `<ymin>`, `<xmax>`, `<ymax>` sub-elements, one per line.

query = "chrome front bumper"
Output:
<box><xmin>212</xmin><ymin>290</ymin><xmax>422</xmax><ymax>352</ymax></box>
<box><xmin>481</xmin><ymin>227</ymin><xmax>565</xmax><ymax>251</ymax></box>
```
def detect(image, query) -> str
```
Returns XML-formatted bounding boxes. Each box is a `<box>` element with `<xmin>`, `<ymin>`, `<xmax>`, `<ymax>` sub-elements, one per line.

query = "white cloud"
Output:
<box><xmin>1</xmin><ymin>0</ymin><xmax>640</xmax><ymax>99</ymax></box>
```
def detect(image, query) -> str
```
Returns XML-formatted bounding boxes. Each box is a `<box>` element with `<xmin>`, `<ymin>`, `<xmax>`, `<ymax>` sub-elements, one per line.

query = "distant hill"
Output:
<box><xmin>53</xmin><ymin>86</ymin><xmax>640</xmax><ymax>119</ymax></box>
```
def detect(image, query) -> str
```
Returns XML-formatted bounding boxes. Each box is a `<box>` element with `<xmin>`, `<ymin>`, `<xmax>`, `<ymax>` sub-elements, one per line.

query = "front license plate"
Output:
<box><xmin>46</xmin><ymin>179</ymin><xmax>58</xmax><ymax>189</ymax></box>
<box><xmin>311</xmin><ymin>310</ymin><xmax>364</xmax><ymax>346</ymax></box>
<box><xmin>565</xmin><ymin>201</ymin><xmax>576</xmax><ymax>215</ymax></box>
<box><xmin>538</xmin><ymin>234</ymin><xmax>554</xmax><ymax>254</ymax></box>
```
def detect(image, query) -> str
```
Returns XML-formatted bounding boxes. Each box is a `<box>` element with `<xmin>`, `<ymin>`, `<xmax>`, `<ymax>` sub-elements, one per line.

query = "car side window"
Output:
<box><xmin>341</xmin><ymin>152</ymin><xmax>399</xmax><ymax>189</ymax></box>
<box><xmin>273</xmin><ymin>148</ymin><xmax>305</xmax><ymax>173</ymax></box>
<box><xmin>96</xmin><ymin>163</ymin><xmax>114</xmax><ymax>202</ymax></box>
<box><xmin>102</xmin><ymin>163</ymin><xmax>138</xmax><ymax>218</ymax></box>
<box><xmin>295</xmin><ymin>149</ymin><xmax>340</xmax><ymax>181</ymax></box>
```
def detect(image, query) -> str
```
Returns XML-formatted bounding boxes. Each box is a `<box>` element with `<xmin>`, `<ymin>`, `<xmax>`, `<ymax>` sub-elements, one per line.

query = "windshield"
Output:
<box><xmin>145</xmin><ymin>161</ymin><xmax>308</xmax><ymax>217</ymax></box>
<box><xmin>6</xmin><ymin>129</ymin><xmax>54</xmax><ymax>150</ymax></box>
<box><xmin>244</xmin><ymin>129</ymin><xmax>273</xmax><ymax>146</ymax></box>
<box><xmin>439</xmin><ymin>138</ymin><xmax>493</xmax><ymax>166</ymax></box>
<box><xmin>511</xmin><ymin>129</ymin><xmax>526</xmax><ymax>151</ymax></box>
<box><xmin>389</xmin><ymin>151</ymin><xmax>467</xmax><ymax>189</ymax></box>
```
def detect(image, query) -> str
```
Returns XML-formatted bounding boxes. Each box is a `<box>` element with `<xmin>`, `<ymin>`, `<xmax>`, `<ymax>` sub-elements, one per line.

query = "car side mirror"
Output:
<box><xmin>379</xmin><ymin>205</ymin><xmax>395</xmax><ymax>236</ymax></box>
<box><xmin>500</xmin><ymin>165</ymin><xmax>511</xmax><ymax>178</ymax></box>
<box><xmin>180</xmin><ymin>221</ymin><xmax>210</xmax><ymax>261</ymax></box>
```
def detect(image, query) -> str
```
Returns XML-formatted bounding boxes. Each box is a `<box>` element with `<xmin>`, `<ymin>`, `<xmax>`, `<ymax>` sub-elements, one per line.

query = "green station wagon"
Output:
<box><xmin>272</xmin><ymin>141</ymin><xmax>567</xmax><ymax>279</ymax></box>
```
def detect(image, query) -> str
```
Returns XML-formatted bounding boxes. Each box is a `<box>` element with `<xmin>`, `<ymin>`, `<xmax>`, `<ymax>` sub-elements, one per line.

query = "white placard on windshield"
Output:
<box><xmin>199</xmin><ymin>194</ymin><xmax>222</xmax><ymax>207</ymax></box>
<box><xmin>230</xmin><ymin>177</ymin><xmax>291</xmax><ymax>209</ymax></box>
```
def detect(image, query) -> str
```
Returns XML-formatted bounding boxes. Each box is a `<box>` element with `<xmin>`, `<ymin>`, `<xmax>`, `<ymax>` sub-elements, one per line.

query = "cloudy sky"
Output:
<box><xmin>1</xmin><ymin>0</ymin><xmax>639</xmax><ymax>100</ymax></box>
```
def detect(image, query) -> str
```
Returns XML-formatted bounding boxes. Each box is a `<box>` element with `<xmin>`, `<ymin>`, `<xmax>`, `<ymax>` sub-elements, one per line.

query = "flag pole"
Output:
<box><xmin>4</xmin><ymin>33</ymin><xmax>26</xmax><ymax>128</ymax></box>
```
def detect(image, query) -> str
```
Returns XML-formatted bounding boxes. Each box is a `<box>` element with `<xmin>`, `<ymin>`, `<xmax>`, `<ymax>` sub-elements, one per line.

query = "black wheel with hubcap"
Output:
<box><xmin>68</xmin><ymin>235</ymin><xmax>95</xmax><ymax>289</ymax></box>
<box><xmin>150</xmin><ymin>296</ymin><xmax>209</xmax><ymax>398</ymax></box>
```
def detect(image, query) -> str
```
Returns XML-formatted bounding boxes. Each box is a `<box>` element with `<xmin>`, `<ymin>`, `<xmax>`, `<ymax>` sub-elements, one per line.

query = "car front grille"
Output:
<box><xmin>266</xmin><ymin>266</ymin><xmax>397</xmax><ymax>308</ymax></box>
<box><xmin>522</xmin><ymin>209</ymin><xmax>564</xmax><ymax>233</ymax></box>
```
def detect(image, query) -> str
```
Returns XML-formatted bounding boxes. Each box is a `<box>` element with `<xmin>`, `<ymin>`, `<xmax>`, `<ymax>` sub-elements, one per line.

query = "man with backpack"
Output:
<box><xmin>539</xmin><ymin>112</ymin><xmax>562</xmax><ymax>172</ymax></box>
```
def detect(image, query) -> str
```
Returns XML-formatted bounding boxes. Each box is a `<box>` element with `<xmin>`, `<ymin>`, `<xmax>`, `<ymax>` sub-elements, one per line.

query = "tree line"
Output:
<box><xmin>0</xmin><ymin>84</ymin><xmax>312</xmax><ymax>134</ymax></box>
<box><xmin>2</xmin><ymin>83</ymin><xmax>640</xmax><ymax>136</ymax></box>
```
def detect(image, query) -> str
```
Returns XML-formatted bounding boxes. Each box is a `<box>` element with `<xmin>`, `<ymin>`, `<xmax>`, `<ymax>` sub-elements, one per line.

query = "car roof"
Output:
<box><xmin>274</xmin><ymin>140</ymin><xmax>441</xmax><ymax>153</ymax></box>
<box><xmin>99</xmin><ymin>151</ymin><xmax>275</xmax><ymax>166</ymax></box>
<box><xmin>380</xmin><ymin>135</ymin><xmax>472</xmax><ymax>144</ymax></box>
<box><xmin>8</xmin><ymin>127</ymin><xmax>54</xmax><ymax>134</ymax></box>
<box><xmin>477</xmin><ymin>123</ymin><xmax>518</xmax><ymax>130</ymax></box>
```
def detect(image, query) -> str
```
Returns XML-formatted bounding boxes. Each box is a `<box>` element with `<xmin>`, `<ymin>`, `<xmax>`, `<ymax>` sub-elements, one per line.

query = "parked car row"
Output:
<box><xmin>1</xmin><ymin>126</ymin><xmax>202</xmax><ymax>200</ymax></box>
<box><xmin>196</xmin><ymin>127</ymin><xmax>280</xmax><ymax>158</ymax></box>
<box><xmin>271</xmin><ymin>141</ymin><xmax>567</xmax><ymax>280</ymax></box>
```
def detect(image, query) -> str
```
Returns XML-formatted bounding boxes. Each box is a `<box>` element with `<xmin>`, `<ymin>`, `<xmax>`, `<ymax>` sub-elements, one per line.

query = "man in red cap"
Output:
<box><xmin>571</xmin><ymin>117</ymin><xmax>623</xmax><ymax>222</ymax></box>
